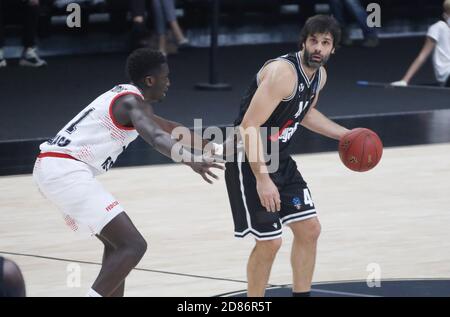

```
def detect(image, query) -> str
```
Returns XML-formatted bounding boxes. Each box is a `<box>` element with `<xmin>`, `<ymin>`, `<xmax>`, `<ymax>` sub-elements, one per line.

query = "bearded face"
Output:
<box><xmin>302</xmin><ymin>33</ymin><xmax>335</xmax><ymax>69</ymax></box>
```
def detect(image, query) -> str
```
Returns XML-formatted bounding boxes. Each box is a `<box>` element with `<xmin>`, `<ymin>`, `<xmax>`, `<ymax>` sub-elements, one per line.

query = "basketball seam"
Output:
<box><xmin>360</xmin><ymin>133</ymin><xmax>369</xmax><ymax>171</ymax></box>
<box><xmin>345</xmin><ymin>132</ymin><xmax>367</xmax><ymax>171</ymax></box>
<box><xmin>368</xmin><ymin>135</ymin><xmax>378</xmax><ymax>167</ymax></box>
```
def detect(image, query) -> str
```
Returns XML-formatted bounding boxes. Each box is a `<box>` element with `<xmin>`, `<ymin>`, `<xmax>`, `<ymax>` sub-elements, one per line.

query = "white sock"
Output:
<box><xmin>86</xmin><ymin>288</ymin><xmax>102</xmax><ymax>297</ymax></box>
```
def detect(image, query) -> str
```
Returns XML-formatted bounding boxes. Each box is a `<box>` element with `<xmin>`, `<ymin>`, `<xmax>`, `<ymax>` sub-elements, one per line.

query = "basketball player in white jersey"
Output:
<box><xmin>33</xmin><ymin>48</ymin><xmax>223</xmax><ymax>297</ymax></box>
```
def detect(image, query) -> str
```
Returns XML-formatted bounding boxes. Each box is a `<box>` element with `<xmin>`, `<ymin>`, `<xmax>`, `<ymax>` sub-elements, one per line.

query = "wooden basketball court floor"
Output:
<box><xmin>1</xmin><ymin>143</ymin><xmax>449</xmax><ymax>297</ymax></box>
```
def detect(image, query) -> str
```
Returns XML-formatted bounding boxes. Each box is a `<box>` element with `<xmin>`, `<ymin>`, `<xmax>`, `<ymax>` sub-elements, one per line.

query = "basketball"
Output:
<box><xmin>339</xmin><ymin>128</ymin><xmax>383</xmax><ymax>172</ymax></box>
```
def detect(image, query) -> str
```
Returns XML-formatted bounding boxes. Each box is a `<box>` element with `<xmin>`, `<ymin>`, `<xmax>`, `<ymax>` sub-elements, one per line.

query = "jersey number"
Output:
<box><xmin>101</xmin><ymin>156</ymin><xmax>114</xmax><ymax>172</ymax></box>
<box><xmin>65</xmin><ymin>108</ymin><xmax>94</xmax><ymax>134</ymax></box>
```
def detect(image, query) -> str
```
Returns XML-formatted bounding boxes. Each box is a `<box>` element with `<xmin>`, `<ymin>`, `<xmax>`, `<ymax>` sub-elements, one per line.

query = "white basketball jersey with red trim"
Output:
<box><xmin>40</xmin><ymin>84</ymin><xmax>144</xmax><ymax>174</ymax></box>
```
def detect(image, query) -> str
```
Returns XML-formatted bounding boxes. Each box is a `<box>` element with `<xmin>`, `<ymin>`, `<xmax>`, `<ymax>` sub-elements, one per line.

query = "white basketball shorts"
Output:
<box><xmin>33</xmin><ymin>153</ymin><xmax>124</xmax><ymax>236</ymax></box>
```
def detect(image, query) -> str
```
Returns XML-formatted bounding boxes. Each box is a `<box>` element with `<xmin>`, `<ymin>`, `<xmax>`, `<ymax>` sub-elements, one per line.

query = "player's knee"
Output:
<box><xmin>130</xmin><ymin>237</ymin><xmax>147</xmax><ymax>261</ymax></box>
<box><xmin>312</xmin><ymin>223</ymin><xmax>321</xmax><ymax>242</ymax></box>
<box><xmin>303</xmin><ymin>221</ymin><xmax>321</xmax><ymax>243</ymax></box>
<box><xmin>256</xmin><ymin>238</ymin><xmax>282</xmax><ymax>257</ymax></box>
<box><xmin>138</xmin><ymin>238</ymin><xmax>148</xmax><ymax>256</ymax></box>
<box><xmin>118</xmin><ymin>234</ymin><xmax>147</xmax><ymax>264</ymax></box>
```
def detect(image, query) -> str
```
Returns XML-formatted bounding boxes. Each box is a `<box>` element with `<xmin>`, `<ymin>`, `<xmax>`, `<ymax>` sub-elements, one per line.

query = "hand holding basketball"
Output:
<box><xmin>338</xmin><ymin>128</ymin><xmax>383</xmax><ymax>172</ymax></box>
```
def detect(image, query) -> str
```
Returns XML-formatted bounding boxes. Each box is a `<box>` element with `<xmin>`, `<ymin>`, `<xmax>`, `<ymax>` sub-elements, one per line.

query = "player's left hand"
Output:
<box><xmin>187</xmin><ymin>159</ymin><xmax>225</xmax><ymax>184</ymax></box>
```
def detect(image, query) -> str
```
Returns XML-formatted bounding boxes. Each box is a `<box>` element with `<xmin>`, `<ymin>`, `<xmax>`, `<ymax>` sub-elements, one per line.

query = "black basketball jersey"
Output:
<box><xmin>234</xmin><ymin>52</ymin><xmax>322</xmax><ymax>159</ymax></box>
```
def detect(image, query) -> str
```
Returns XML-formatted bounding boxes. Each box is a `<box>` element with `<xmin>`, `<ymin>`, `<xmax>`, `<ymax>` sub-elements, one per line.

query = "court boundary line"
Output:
<box><xmin>0</xmin><ymin>250</ymin><xmax>252</xmax><ymax>285</ymax></box>
<box><xmin>216</xmin><ymin>279</ymin><xmax>450</xmax><ymax>297</ymax></box>
<box><xmin>217</xmin><ymin>285</ymin><xmax>380</xmax><ymax>297</ymax></box>
<box><xmin>2</xmin><ymin>109</ymin><xmax>450</xmax><ymax>145</ymax></box>
<box><xmin>4</xmin><ymin>250</ymin><xmax>450</xmax><ymax>297</ymax></box>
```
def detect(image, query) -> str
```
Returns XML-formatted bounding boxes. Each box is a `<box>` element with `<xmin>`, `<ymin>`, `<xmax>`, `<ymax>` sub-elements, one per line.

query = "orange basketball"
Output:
<box><xmin>338</xmin><ymin>128</ymin><xmax>383</xmax><ymax>172</ymax></box>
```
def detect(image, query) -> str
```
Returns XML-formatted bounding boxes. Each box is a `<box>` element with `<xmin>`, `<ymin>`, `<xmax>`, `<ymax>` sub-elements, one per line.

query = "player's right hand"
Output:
<box><xmin>187</xmin><ymin>159</ymin><xmax>224</xmax><ymax>184</ymax></box>
<box><xmin>256</xmin><ymin>177</ymin><xmax>281</xmax><ymax>213</ymax></box>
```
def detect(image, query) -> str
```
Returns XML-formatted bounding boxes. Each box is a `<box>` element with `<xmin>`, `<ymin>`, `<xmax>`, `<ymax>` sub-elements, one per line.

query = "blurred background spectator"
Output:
<box><xmin>0</xmin><ymin>1</ymin><xmax>446</xmax><ymax>66</ymax></box>
<box><xmin>0</xmin><ymin>0</ymin><xmax>47</xmax><ymax>67</ymax></box>
<box><xmin>328</xmin><ymin>0</ymin><xmax>379</xmax><ymax>47</ymax></box>
<box><xmin>129</xmin><ymin>0</ymin><xmax>152</xmax><ymax>49</ymax></box>
<box><xmin>151</xmin><ymin>0</ymin><xmax>189</xmax><ymax>56</ymax></box>
<box><xmin>392</xmin><ymin>0</ymin><xmax>450</xmax><ymax>87</ymax></box>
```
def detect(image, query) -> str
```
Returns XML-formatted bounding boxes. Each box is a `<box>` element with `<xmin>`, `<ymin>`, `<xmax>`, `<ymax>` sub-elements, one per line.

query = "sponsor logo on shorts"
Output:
<box><xmin>292</xmin><ymin>197</ymin><xmax>302</xmax><ymax>210</ymax></box>
<box><xmin>106</xmin><ymin>201</ymin><xmax>119</xmax><ymax>212</ymax></box>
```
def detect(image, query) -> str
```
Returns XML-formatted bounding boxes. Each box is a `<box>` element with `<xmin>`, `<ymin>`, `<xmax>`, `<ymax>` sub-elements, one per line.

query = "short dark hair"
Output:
<box><xmin>299</xmin><ymin>15</ymin><xmax>341</xmax><ymax>49</ymax></box>
<box><xmin>126</xmin><ymin>48</ymin><xmax>167</xmax><ymax>88</ymax></box>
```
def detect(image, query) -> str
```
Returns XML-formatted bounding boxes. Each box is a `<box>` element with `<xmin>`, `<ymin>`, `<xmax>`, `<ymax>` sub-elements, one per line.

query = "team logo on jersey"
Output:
<box><xmin>111</xmin><ymin>85</ymin><xmax>126</xmax><ymax>93</ymax></box>
<box><xmin>292</xmin><ymin>197</ymin><xmax>302</xmax><ymax>210</ymax></box>
<box><xmin>294</xmin><ymin>101</ymin><xmax>309</xmax><ymax>119</ymax></box>
<box><xmin>298</xmin><ymin>83</ymin><xmax>305</xmax><ymax>93</ymax></box>
<box><xmin>272</xmin><ymin>223</ymin><xmax>278</xmax><ymax>229</ymax></box>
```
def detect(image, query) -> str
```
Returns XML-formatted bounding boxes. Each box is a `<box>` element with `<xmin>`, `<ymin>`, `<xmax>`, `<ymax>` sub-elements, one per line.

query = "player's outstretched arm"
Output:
<box><xmin>151</xmin><ymin>114</ymin><xmax>216</xmax><ymax>154</ymax></box>
<box><xmin>115</xmin><ymin>95</ymin><xmax>224</xmax><ymax>183</ymax></box>
<box><xmin>122</xmin><ymin>96</ymin><xmax>185</xmax><ymax>159</ymax></box>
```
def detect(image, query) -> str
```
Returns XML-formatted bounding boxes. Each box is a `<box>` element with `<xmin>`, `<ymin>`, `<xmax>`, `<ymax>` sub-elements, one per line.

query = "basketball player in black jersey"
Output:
<box><xmin>224</xmin><ymin>15</ymin><xmax>350</xmax><ymax>297</ymax></box>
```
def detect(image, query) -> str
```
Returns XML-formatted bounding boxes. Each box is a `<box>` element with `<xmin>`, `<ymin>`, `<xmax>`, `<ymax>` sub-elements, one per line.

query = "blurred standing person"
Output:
<box><xmin>0</xmin><ymin>0</ymin><xmax>47</xmax><ymax>68</ymax></box>
<box><xmin>151</xmin><ymin>0</ymin><xmax>189</xmax><ymax>55</ymax></box>
<box><xmin>392</xmin><ymin>0</ymin><xmax>450</xmax><ymax>87</ymax></box>
<box><xmin>129</xmin><ymin>0</ymin><xmax>152</xmax><ymax>49</ymax></box>
<box><xmin>328</xmin><ymin>0</ymin><xmax>379</xmax><ymax>47</ymax></box>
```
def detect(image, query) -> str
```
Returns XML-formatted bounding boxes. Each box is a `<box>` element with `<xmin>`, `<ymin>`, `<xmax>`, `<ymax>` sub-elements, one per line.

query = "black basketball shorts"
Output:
<box><xmin>225</xmin><ymin>155</ymin><xmax>317</xmax><ymax>240</ymax></box>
